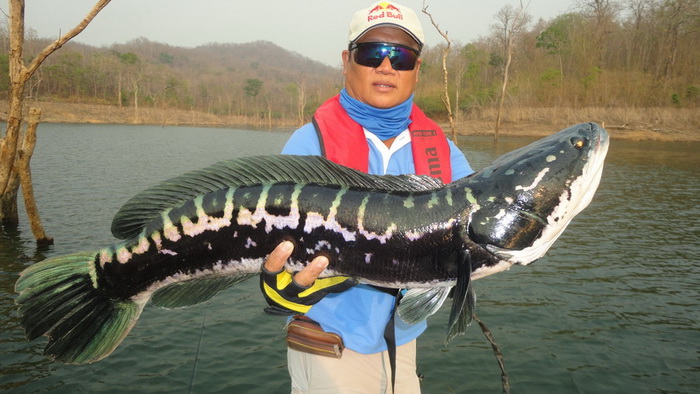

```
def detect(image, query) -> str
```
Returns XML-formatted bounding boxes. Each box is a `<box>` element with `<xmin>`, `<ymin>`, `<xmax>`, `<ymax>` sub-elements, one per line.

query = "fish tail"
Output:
<box><xmin>15</xmin><ymin>252</ymin><xmax>144</xmax><ymax>364</ymax></box>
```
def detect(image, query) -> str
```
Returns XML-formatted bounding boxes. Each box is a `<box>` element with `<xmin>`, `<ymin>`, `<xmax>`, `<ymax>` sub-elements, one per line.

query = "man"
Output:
<box><xmin>260</xmin><ymin>2</ymin><xmax>473</xmax><ymax>392</ymax></box>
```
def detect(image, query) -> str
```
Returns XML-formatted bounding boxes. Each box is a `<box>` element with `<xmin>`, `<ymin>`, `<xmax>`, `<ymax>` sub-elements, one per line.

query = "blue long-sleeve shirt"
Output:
<box><xmin>282</xmin><ymin>123</ymin><xmax>473</xmax><ymax>354</ymax></box>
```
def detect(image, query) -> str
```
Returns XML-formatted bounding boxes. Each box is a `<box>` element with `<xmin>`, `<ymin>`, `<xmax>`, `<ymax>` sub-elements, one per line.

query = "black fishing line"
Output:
<box><xmin>475</xmin><ymin>313</ymin><xmax>509</xmax><ymax>394</ymax></box>
<box><xmin>188</xmin><ymin>309</ymin><xmax>208</xmax><ymax>393</ymax></box>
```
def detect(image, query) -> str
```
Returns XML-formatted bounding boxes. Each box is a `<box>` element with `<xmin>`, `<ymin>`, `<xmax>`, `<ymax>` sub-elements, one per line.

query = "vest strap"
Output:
<box><xmin>312</xmin><ymin>95</ymin><xmax>452</xmax><ymax>183</ymax></box>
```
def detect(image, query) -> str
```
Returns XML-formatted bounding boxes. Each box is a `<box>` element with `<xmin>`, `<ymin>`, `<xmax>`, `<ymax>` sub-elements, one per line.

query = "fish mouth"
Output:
<box><xmin>571</xmin><ymin>124</ymin><xmax>609</xmax><ymax>218</ymax></box>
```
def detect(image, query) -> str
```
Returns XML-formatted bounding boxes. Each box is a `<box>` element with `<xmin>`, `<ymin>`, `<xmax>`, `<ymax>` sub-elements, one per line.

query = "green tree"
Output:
<box><xmin>244</xmin><ymin>78</ymin><xmax>263</xmax><ymax>97</ymax></box>
<box><xmin>536</xmin><ymin>14</ymin><xmax>580</xmax><ymax>102</ymax></box>
<box><xmin>120</xmin><ymin>52</ymin><xmax>139</xmax><ymax>65</ymax></box>
<box><xmin>158</xmin><ymin>52</ymin><xmax>174</xmax><ymax>64</ymax></box>
<box><xmin>117</xmin><ymin>51</ymin><xmax>141</xmax><ymax>115</ymax></box>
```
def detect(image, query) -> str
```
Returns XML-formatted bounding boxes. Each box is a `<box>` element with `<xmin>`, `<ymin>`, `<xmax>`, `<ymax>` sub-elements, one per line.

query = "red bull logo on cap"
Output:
<box><xmin>368</xmin><ymin>1</ymin><xmax>403</xmax><ymax>22</ymax></box>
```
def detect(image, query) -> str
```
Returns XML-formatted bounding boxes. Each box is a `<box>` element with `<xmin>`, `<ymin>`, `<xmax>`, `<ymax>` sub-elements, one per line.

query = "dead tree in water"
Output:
<box><xmin>422</xmin><ymin>2</ymin><xmax>457</xmax><ymax>141</ymax></box>
<box><xmin>492</xmin><ymin>1</ymin><xmax>530</xmax><ymax>141</ymax></box>
<box><xmin>0</xmin><ymin>0</ymin><xmax>111</xmax><ymax>243</ymax></box>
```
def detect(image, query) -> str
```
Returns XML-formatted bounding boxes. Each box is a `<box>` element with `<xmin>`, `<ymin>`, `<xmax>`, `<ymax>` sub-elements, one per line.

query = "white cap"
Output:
<box><xmin>348</xmin><ymin>1</ymin><xmax>425</xmax><ymax>47</ymax></box>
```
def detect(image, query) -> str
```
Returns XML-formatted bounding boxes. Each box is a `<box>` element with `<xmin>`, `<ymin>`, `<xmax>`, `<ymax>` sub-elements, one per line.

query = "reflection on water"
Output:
<box><xmin>1</xmin><ymin>124</ymin><xmax>698</xmax><ymax>393</ymax></box>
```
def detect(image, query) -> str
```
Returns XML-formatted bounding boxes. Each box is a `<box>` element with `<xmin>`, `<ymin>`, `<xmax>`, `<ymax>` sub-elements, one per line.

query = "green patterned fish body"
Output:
<box><xmin>15</xmin><ymin>123</ymin><xmax>609</xmax><ymax>364</ymax></box>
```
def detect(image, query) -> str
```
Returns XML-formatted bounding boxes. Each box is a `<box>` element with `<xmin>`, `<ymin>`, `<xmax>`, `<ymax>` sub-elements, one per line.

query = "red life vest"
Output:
<box><xmin>311</xmin><ymin>95</ymin><xmax>452</xmax><ymax>183</ymax></box>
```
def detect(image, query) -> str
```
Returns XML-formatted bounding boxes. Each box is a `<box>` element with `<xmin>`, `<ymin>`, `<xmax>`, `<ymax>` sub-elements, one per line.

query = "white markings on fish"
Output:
<box><xmin>261</xmin><ymin>184</ymin><xmax>303</xmax><ymax>233</ymax></box>
<box><xmin>305</xmin><ymin>240</ymin><xmax>333</xmax><ymax>255</ymax></box>
<box><xmin>404</xmin><ymin>230</ymin><xmax>423</xmax><ymax>241</ymax></box>
<box><xmin>404</xmin><ymin>218</ymin><xmax>456</xmax><ymax>241</ymax></box>
<box><xmin>182</xmin><ymin>191</ymin><xmax>235</xmax><ymax>237</ymax></box>
<box><xmin>162</xmin><ymin>210</ymin><xmax>181</xmax><ymax>242</ymax></box>
<box><xmin>546</xmin><ymin>155</ymin><xmax>556</xmax><ymax>162</ymax></box>
<box><xmin>136</xmin><ymin>257</ymin><xmax>265</xmax><ymax>303</ymax></box>
<box><xmin>236</xmin><ymin>185</ymin><xmax>270</xmax><ymax>228</ymax></box>
<box><xmin>236</xmin><ymin>207</ymin><xmax>255</xmax><ymax>227</ymax></box>
<box><xmin>515</xmin><ymin>168</ymin><xmax>550</xmax><ymax>192</ymax></box>
<box><xmin>245</xmin><ymin>238</ymin><xmax>257</xmax><ymax>249</ymax></box>
<box><xmin>99</xmin><ymin>249</ymin><xmax>112</xmax><ymax>266</ymax></box>
<box><xmin>303</xmin><ymin>187</ymin><xmax>358</xmax><ymax>242</ymax></box>
<box><xmin>236</xmin><ymin>184</ymin><xmax>302</xmax><ymax>233</ymax></box>
<box><xmin>356</xmin><ymin>194</ymin><xmax>397</xmax><ymax>244</ymax></box>
<box><xmin>151</xmin><ymin>231</ymin><xmax>177</xmax><ymax>255</ymax></box>
<box><xmin>116</xmin><ymin>247</ymin><xmax>132</xmax><ymax>264</ymax></box>
<box><xmin>471</xmin><ymin>259</ymin><xmax>513</xmax><ymax>280</ymax></box>
<box><xmin>151</xmin><ymin>231</ymin><xmax>164</xmax><ymax>251</ymax></box>
<box><xmin>132</xmin><ymin>236</ymin><xmax>150</xmax><ymax>255</ymax></box>
<box><xmin>267</xmin><ymin>184</ymin><xmax>302</xmax><ymax>232</ymax></box>
<box><xmin>495</xmin><ymin>209</ymin><xmax>506</xmax><ymax>220</ymax></box>
<box><xmin>146</xmin><ymin>231</ymin><xmax>177</xmax><ymax>256</ymax></box>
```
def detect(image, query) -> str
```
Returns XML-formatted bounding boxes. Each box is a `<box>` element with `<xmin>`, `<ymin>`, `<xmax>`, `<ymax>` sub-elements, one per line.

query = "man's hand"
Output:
<box><xmin>260</xmin><ymin>241</ymin><xmax>357</xmax><ymax>315</ymax></box>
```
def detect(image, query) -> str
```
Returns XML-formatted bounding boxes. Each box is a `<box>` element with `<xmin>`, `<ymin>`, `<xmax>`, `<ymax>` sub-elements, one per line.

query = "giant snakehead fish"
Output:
<box><xmin>15</xmin><ymin>122</ymin><xmax>609</xmax><ymax>364</ymax></box>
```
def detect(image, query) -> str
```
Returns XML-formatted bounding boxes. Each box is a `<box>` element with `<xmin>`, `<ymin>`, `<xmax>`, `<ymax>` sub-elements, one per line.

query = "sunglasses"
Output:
<box><xmin>349</xmin><ymin>42</ymin><xmax>421</xmax><ymax>71</ymax></box>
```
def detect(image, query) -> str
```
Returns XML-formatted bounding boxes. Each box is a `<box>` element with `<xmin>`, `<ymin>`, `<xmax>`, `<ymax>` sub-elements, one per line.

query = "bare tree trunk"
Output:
<box><xmin>493</xmin><ymin>2</ymin><xmax>530</xmax><ymax>141</ymax></box>
<box><xmin>297</xmin><ymin>81</ymin><xmax>307</xmax><ymax>126</ymax></box>
<box><xmin>133</xmin><ymin>79</ymin><xmax>139</xmax><ymax>123</ymax></box>
<box><xmin>454</xmin><ymin>66</ymin><xmax>464</xmax><ymax>125</ymax></box>
<box><xmin>15</xmin><ymin>108</ymin><xmax>53</xmax><ymax>245</ymax></box>
<box><xmin>0</xmin><ymin>0</ymin><xmax>111</xmax><ymax>241</ymax></box>
<box><xmin>267</xmin><ymin>96</ymin><xmax>272</xmax><ymax>128</ymax></box>
<box><xmin>0</xmin><ymin>0</ymin><xmax>29</xmax><ymax>201</ymax></box>
<box><xmin>494</xmin><ymin>48</ymin><xmax>512</xmax><ymax>140</ymax></box>
<box><xmin>118</xmin><ymin>73</ymin><xmax>123</xmax><ymax>108</ymax></box>
<box><xmin>0</xmin><ymin>184</ymin><xmax>20</xmax><ymax>228</ymax></box>
<box><xmin>422</xmin><ymin>2</ymin><xmax>456</xmax><ymax>141</ymax></box>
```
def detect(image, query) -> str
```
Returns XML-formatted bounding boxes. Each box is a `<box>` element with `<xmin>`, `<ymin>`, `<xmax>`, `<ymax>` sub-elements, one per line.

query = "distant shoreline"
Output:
<box><xmin>3</xmin><ymin>101</ymin><xmax>699</xmax><ymax>142</ymax></box>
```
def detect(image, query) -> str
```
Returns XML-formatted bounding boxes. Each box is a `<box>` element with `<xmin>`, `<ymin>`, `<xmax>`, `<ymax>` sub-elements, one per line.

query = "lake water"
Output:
<box><xmin>0</xmin><ymin>124</ymin><xmax>698</xmax><ymax>393</ymax></box>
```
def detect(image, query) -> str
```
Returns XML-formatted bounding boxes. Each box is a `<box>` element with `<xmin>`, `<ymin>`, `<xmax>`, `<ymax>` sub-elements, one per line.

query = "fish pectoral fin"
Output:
<box><xmin>396</xmin><ymin>287</ymin><xmax>451</xmax><ymax>324</ymax></box>
<box><xmin>446</xmin><ymin>251</ymin><xmax>476</xmax><ymax>342</ymax></box>
<box><xmin>150</xmin><ymin>274</ymin><xmax>256</xmax><ymax>309</ymax></box>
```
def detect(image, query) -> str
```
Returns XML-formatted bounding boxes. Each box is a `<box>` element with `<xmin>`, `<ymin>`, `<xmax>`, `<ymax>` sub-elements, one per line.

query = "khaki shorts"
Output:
<box><xmin>287</xmin><ymin>339</ymin><xmax>421</xmax><ymax>394</ymax></box>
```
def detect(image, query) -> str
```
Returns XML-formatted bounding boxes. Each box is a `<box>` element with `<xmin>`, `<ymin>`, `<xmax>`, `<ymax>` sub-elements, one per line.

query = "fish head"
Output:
<box><xmin>465</xmin><ymin>123</ymin><xmax>609</xmax><ymax>270</ymax></box>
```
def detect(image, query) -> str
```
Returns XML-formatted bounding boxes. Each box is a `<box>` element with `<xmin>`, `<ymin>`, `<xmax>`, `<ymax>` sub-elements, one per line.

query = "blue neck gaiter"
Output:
<box><xmin>339</xmin><ymin>89</ymin><xmax>413</xmax><ymax>140</ymax></box>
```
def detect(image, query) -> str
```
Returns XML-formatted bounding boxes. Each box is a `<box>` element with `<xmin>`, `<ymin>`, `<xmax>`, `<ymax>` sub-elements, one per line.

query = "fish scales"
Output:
<box><xmin>98</xmin><ymin>175</ymin><xmax>463</xmax><ymax>297</ymax></box>
<box><xmin>99</xmin><ymin>181</ymin><xmax>469</xmax><ymax>301</ymax></box>
<box><xmin>332</xmin><ymin>191</ymin><xmax>451</xmax><ymax>284</ymax></box>
<box><xmin>14</xmin><ymin>123</ymin><xmax>610</xmax><ymax>364</ymax></box>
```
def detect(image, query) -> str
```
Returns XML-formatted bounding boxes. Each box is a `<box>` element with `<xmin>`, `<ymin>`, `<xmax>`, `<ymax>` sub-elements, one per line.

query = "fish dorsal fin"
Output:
<box><xmin>397</xmin><ymin>287</ymin><xmax>451</xmax><ymax>324</ymax></box>
<box><xmin>446</xmin><ymin>251</ymin><xmax>476</xmax><ymax>342</ymax></box>
<box><xmin>111</xmin><ymin>155</ymin><xmax>444</xmax><ymax>239</ymax></box>
<box><xmin>150</xmin><ymin>274</ymin><xmax>256</xmax><ymax>309</ymax></box>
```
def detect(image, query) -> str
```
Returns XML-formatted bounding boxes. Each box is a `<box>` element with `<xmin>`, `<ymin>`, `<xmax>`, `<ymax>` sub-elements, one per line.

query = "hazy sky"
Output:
<box><xmin>22</xmin><ymin>1</ymin><xmax>580</xmax><ymax>67</ymax></box>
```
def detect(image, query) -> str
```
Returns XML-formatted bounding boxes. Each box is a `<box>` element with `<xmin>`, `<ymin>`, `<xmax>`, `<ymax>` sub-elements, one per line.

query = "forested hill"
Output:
<box><xmin>6</xmin><ymin>37</ymin><xmax>342</xmax><ymax>122</ymax></box>
<box><xmin>2</xmin><ymin>0</ymin><xmax>698</xmax><ymax>132</ymax></box>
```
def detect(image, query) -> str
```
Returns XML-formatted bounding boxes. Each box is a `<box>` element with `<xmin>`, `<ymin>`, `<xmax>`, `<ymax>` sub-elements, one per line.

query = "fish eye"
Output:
<box><xmin>570</xmin><ymin>138</ymin><xmax>586</xmax><ymax>149</ymax></box>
